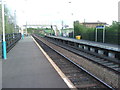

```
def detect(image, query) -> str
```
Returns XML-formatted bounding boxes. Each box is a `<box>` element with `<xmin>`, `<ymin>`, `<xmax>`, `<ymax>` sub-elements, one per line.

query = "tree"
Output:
<box><xmin>74</xmin><ymin>20</ymin><xmax>94</xmax><ymax>40</ymax></box>
<box><xmin>74</xmin><ymin>20</ymin><xmax>81</xmax><ymax>36</ymax></box>
<box><xmin>105</xmin><ymin>21</ymin><xmax>119</xmax><ymax>44</ymax></box>
<box><xmin>4</xmin><ymin>6</ymin><xmax>15</xmax><ymax>33</ymax></box>
<box><xmin>0</xmin><ymin>4</ymin><xmax>15</xmax><ymax>34</ymax></box>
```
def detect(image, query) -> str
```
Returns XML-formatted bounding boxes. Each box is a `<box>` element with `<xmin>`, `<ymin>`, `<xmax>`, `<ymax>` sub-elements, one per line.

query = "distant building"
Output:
<box><xmin>80</xmin><ymin>22</ymin><xmax>107</xmax><ymax>28</ymax></box>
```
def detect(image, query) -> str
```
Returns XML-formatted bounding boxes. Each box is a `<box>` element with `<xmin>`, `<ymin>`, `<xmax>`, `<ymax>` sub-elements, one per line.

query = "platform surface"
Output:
<box><xmin>2</xmin><ymin>36</ymin><xmax>68</xmax><ymax>88</ymax></box>
<box><xmin>47</xmin><ymin>35</ymin><xmax>119</xmax><ymax>52</ymax></box>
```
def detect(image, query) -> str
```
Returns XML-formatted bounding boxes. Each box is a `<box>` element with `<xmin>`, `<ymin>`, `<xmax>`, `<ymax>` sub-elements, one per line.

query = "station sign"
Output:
<box><xmin>96</xmin><ymin>26</ymin><xmax>104</xmax><ymax>29</ymax></box>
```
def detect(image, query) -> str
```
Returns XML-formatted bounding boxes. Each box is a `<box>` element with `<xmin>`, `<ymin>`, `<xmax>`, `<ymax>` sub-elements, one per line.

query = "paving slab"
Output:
<box><xmin>2</xmin><ymin>36</ymin><xmax>68</xmax><ymax>88</ymax></box>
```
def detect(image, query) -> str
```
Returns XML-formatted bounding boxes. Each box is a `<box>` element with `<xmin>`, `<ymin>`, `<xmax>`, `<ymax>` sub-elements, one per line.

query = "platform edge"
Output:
<box><xmin>31</xmin><ymin>36</ymin><xmax>76</xmax><ymax>89</ymax></box>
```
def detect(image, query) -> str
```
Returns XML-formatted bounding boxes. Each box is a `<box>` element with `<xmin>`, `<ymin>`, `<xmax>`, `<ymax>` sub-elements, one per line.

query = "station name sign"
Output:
<box><xmin>96</xmin><ymin>26</ymin><xmax>104</xmax><ymax>29</ymax></box>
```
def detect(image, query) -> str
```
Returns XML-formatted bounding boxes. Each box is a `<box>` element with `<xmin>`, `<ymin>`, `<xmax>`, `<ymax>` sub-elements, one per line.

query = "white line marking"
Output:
<box><xmin>32</xmin><ymin>36</ymin><xmax>76</xmax><ymax>89</ymax></box>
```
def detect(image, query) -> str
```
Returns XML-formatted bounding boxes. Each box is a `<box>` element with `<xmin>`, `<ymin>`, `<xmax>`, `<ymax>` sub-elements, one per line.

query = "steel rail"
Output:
<box><xmin>33</xmin><ymin>35</ymin><xmax>115</xmax><ymax>90</ymax></box>
<box><xmin>45</xmin><ymin>37</ymin><xmax>120</xmax><ymax>74</ymax></box>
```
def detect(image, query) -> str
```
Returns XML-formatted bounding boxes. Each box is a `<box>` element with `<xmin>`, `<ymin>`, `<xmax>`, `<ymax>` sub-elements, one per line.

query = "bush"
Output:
<box><xmin>74</xmin><ymin>21</ymin><xmax>119</xmax><ymax>45</ymax></box>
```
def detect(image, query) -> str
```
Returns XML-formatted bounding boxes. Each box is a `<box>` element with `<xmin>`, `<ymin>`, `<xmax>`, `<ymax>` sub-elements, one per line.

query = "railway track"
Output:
<box><xmin>44</xmin><ymin>36</ymin><xmax>120</xmax><ymax>74</ymax></box>
<box><xmin>33</xmin><ymin>34</ymin><xmax>115</xmax><ymax>89</ymax></box>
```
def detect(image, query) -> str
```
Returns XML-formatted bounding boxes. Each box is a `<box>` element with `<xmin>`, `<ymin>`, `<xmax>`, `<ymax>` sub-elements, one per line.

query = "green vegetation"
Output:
<box><xmin>0</xmin><ymin>4</ymin><xmax>18</xmax><ymax>58</ymax></box>
<box><xmin>61</xmin><ymin>28</ymin><xmax>73</xmax><ymax>34</ymax></box>
<box><xmin>4</xmin><ymin>6</ymin><xmax>15</xmax><ymax>33</ymax></box>
<box><xmin>74</xmin><ymin>21</ymin><xmax>95</xmax><ymax>41</ymax></box>
<box><xmin>0</xmin><ymin>4</ymin><xmax>16</xmax><ymax>34</ymax></box>
<box><xmin>61</xmin><ymin>28</ymin><xmax>74</xmax><ymax>37</ymax></box>
<box><xmin>105</xmin><ymin>21</ymin><xmax>119</xmax><ymax>45</ymax></box>
<box><xmin>27</xmin><ymin>27</ymin><xmax>74</xmax><ymax>37</ymax></box>
<box><xmin>27</xmin><ymin>27</ymin><xmax>55</xmax><ymax>35</ymax></box>
<box><xmin>74</xmin><ymin>21</ymin><xmax>119</xmax><ymax>45</ymax></box>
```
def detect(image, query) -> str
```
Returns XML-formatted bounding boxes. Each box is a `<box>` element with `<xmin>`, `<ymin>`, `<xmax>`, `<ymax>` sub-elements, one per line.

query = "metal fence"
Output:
<box><xmin>1</xmin><ymin>33</ymin><xmax>21</xmax><ymax>58</ymax></box>
<box><xmin>5</xmin><ymin>33</ymin><xmax>21</xmax><ymax>52</ymax></box>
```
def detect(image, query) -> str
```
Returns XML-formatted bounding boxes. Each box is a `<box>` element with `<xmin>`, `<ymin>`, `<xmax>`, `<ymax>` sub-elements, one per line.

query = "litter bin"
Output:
<box><xmin>76</xmin><ymin>35</ymin><xmax>81</xmax><ymax>40</ymax></box>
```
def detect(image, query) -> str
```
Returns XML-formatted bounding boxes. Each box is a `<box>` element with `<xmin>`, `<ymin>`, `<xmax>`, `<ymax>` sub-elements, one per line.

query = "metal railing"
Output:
<box><xmin>1</xmin><ymin>33</ymin><xmax>21</xmax><ymax>55</ymax></box>
<box><xmin>5</xmin><ymin>33</ymin><xmax>21</xmax><ymax>52</ymax></box>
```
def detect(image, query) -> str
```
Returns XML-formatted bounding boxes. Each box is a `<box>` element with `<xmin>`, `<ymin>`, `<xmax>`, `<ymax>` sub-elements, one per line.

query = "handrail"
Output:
<box><xmin>1</xmin><ymin>33</ymin><xmax>21</xmax><ymax>53</ymax></box>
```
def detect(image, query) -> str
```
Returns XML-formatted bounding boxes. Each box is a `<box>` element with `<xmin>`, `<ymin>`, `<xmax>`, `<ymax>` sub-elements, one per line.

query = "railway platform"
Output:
<box><xmin>46</xmin><ymin>35</ymin><xmax>119</xmax><ymax>52</ymax></box>
<box><xmin>46</xmin><ymin>35</ymin><xmax>120</xmax><ymax>60</ymax></box>
<box><xmin>2</xmin><ymin>36</ymin><xmax>69</xmax><ymax>88</ymax></box>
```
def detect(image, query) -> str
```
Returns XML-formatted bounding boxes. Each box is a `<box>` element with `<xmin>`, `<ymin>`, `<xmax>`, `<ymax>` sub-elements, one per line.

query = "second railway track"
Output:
<box><xmin>33</xmin><ymin>34</ymin><xmax>117</xmax><ymax>89</ymax></box>
<box><xmin>45</xmin><ymin>36</ymin><xmax>120</xmax><ymax>74</ymax></box>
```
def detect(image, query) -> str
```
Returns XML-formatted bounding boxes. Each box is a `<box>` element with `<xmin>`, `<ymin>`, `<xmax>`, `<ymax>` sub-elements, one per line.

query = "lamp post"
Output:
<box><xmin>68</xmin><ymin>1</ymin><xmax>74</xmax><ymax>38</ymax></box>
<box><xmin>25</xmin><ymin>20</ymin><xmax>27</xmax><ymax>36</ymax></box>
<box><xmin>2</xmin><ymin>0</ymin><xmax>7</xmax><ymax>59</ymax></box>
<box><xmin>14</xmin><ymin>10</ymin><xmax>17</xmax><ymax>33</ymax></box>
<box><xmin>71</xmin><ymin>13</ymin><xmax>74</xmax><ymax>38</ymax></box>
<box><xmin>25</xmin><ymin>0</ymin><xmax>28</xmax><ymax>36</ymax></box>
<box><xmin>118</xmin><ymin>1</ymin><xmax>120</xmax><ymax>22</ymax></box>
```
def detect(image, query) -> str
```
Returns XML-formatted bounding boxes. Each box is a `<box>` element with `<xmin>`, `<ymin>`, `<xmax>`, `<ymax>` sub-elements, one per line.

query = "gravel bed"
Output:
<box><xmin>35</xmin><ymin>35</ymin><xmax>119</xmax><ymax>88</ymax></box>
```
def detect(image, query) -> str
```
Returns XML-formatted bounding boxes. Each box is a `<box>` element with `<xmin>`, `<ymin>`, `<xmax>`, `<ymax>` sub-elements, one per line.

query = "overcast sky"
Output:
<box><xmin>5</xmin><ymin>0</ymin><xmax>119</xmax><ymax>28</ymax></box>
